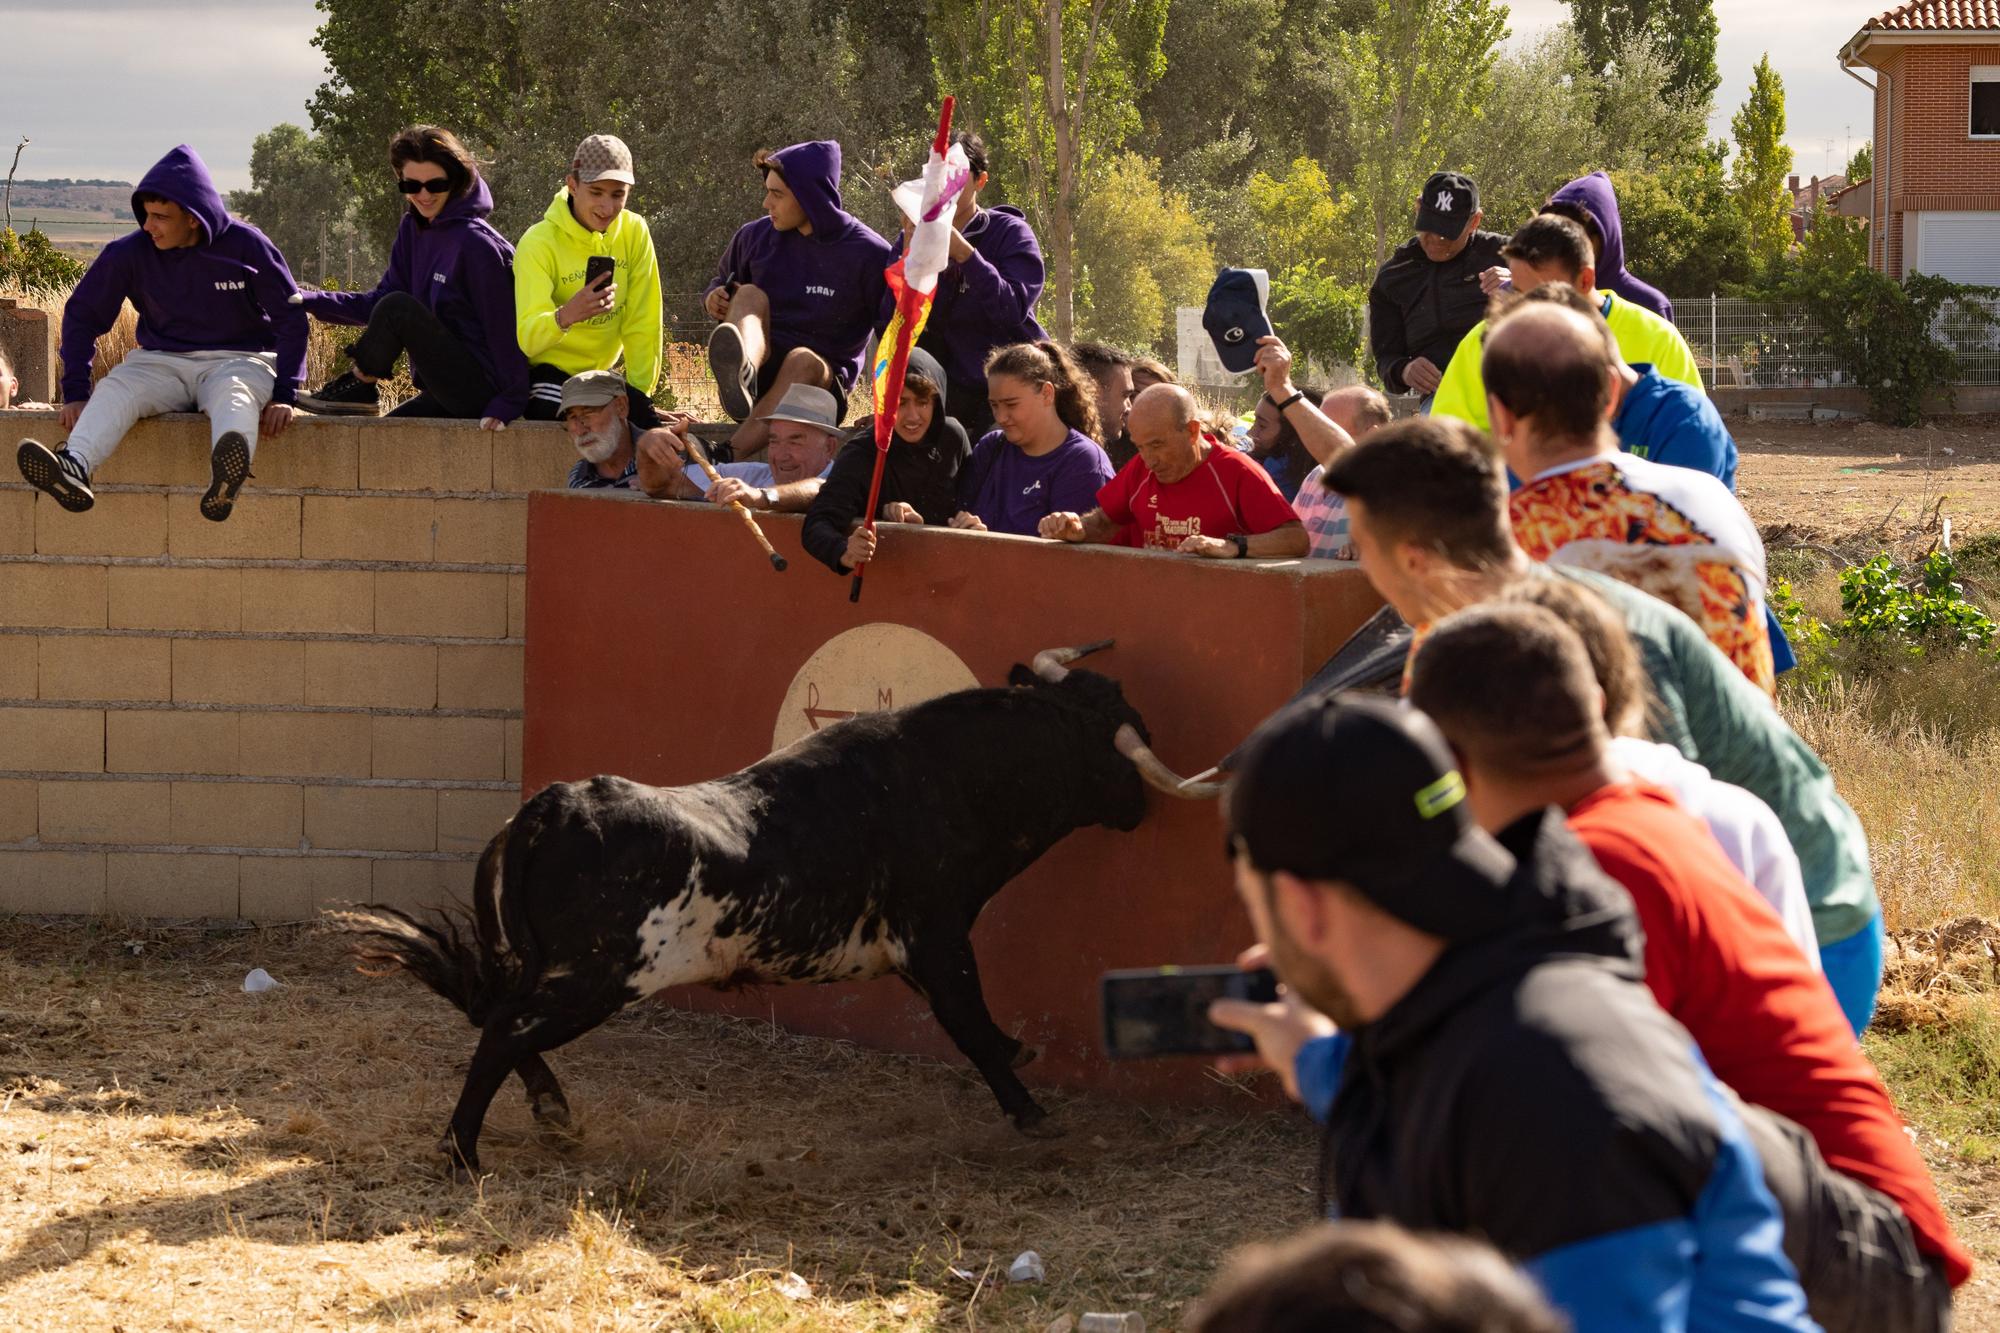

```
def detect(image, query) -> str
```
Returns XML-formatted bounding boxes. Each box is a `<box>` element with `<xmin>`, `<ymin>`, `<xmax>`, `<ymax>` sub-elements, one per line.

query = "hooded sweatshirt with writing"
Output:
<box><xmin>60</xmin><ymin>145</ymin><xmax>308</xmax><ymax>404</ymax></box>
<box><xmin>303</xmin><ymin>175</ymin><xmax>529</xmax><ymax>422</ymax></box>
<box><xmin>514</xmin><ymin>189</ymin><xmax>663</xmax><ymax>395</ymax></box>
<box><xmin>706</xmin><ymin>140</ymin><xmax>895</xmax><ymax>393</ymax></box>
<box><xmin>1550</xmin><ymin>171</ymin><xmax>1674</xmax><ymax>321</ymax></box>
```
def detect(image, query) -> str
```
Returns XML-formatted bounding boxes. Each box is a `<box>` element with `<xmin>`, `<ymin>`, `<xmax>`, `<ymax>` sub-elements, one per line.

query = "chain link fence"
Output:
<box><xmin>1668</xmin><ymin>295</ymin><xmax>2000</xmax><ymax>390</ymax></box>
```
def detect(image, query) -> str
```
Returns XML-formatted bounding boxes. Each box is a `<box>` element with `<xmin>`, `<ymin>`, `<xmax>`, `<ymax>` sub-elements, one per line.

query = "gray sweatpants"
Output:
<box><xmin>66</xmin><ymin>347</ymin><xmax>277</xmax><ymax>476</ymax></box>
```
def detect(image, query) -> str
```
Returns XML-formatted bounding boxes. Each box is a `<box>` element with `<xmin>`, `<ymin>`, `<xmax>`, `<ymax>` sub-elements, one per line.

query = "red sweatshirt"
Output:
<box><xmin>1568</xmin><ymin>781</ymin><xmax>1970</xmax><ymax>1285</ymax></box>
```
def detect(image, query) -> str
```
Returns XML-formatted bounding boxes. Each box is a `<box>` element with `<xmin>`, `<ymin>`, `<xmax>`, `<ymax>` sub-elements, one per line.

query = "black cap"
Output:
<box><xmin>1202</xmin><ymin>267</ymin><xmax>1273</xmax><ymax>374</ymax></box>
<box><xmin>1225</xmin><ymin>695</ymin><xmax>1516</xmax><ymax>941</ymax></box>
<box><xmin>1415</xmin><ymin>172</ymin><xmax>1479</xmax><ymax>238</ymax></box>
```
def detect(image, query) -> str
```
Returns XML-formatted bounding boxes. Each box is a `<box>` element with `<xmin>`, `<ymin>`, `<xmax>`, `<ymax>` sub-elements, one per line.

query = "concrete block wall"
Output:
<box><xmin>0</xmin><ymin>411</ymin><xmax>573</xmax><ymax>920</ymax></box>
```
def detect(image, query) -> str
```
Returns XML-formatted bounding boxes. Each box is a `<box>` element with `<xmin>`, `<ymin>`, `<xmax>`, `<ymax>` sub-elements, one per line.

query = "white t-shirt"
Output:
<box><xmin>690</xmin><ymin>461</ymin><xmax>832</xmax><ymax>495</ymax></box>
<box><xmin>1610</xmin><ymin>735</ymin><xmax>1821</xmax><ymax>970</ymax></box>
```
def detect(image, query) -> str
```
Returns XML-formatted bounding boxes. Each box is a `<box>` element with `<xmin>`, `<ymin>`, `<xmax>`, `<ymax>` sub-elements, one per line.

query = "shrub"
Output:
<box><xmin>0</xmin><ymin>226</ymin><xmax>84</xmax><ymax>291</ymax></box>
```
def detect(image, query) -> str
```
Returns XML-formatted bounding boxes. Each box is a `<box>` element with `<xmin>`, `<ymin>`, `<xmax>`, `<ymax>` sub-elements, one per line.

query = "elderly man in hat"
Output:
<box><xmin>635</xmin><ymin>382</ymin><xmax>841</xmax><ymax>512</ymax></box>
<box><xmin>560</xmin><ymin>369</ymin><xmax>643</xmax><ymax>490</ymax></box>
<box><xmin>1366</xmin><ymin>171</ymin><xmax>1507</xmax><ymax>403</ymax></box>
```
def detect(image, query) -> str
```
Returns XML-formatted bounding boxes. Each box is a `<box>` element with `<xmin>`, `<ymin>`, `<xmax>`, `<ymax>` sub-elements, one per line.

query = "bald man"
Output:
<box><xmin>1292</xmin><ymin>385</ymin><xmax>1391</xmax><ymax>560</ymax></box>
<box><xmin>1040</xmin><ymin>383</ymin><xmax>1307</xmax><ymax>558</ymax></box>
<box><xmin>1489</xmin><ymin>303</ymin><xmax>1776</xmax><ymax>694</ymax></box>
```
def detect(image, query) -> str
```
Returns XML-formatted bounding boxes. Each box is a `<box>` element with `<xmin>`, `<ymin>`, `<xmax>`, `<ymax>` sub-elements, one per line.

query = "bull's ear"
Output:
<box><xmin>1007</xmin><ymin>664</ymin><xmax>1038</xmax><ymax>688</ymax></box>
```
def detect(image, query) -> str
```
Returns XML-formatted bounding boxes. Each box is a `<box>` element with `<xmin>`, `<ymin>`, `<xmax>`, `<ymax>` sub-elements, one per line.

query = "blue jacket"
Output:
<box><xmin>62</xmin><ymin>144</ymin><xmax>308</xmax><ymax>403</ymax></box>
<box><xmin>1615</xmin><ymin>363</ymin><xmax>1739</xmax><ymax>490</ymax></box>
<box><xmin>302</xmin><ymin>175</ymin><xmax>529</xmax><ymax>422</ymax></box>
<box><xmin>916</xmin><ymin>204</ymin><xmax>1047</xmax><ymax>390</ymax></box>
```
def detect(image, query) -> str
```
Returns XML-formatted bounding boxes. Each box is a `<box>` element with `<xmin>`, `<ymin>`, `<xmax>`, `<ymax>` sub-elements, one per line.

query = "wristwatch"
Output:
<box><xmin>1230</xmin><ymin>532</ymin><xmax>1250</xmax><ymax>559</ymax></box>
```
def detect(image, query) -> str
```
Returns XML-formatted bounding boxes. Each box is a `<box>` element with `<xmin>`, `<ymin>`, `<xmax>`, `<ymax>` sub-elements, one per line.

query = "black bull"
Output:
<box><xmin>333</xmin><ymin>643</ymin><xmax>1223</xmax><ymax>1173</ymax></box>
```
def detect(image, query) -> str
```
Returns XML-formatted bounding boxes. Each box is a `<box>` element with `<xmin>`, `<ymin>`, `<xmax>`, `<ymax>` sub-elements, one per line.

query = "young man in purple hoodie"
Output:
<box><xmin>1546</xmin><ymin>171</ymin><xmax>1675</xmax><ymax>321</ymax></box>
<box><xmin>703</xmin><ymin>140</ymin><xmax>894</xmax><ymax>460</ymax></box>
<box><xmin>18</xmin><ymin>144</ymin><xmax>306</xmax><ymax>523</ymax></box>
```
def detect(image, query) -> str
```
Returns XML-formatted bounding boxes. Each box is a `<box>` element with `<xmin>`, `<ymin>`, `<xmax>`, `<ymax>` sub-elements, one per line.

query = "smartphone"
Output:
<box><xmin>585</xmin><ymin>255</ymin><xmax>616</xmax><ymax>290</ymax></box>
<box><xmin>1100</xmin><ymin>965</ymin><xmax>1279</xmax><ymax>1060</ymax></box>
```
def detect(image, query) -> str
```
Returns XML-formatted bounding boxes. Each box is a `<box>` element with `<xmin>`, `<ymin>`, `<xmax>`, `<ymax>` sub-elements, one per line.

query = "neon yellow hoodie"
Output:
<box><xmin>1429</xmin><ymin>290</ymin><xmax>1701</xmax><ymax>432</ymax></box>
<box><xmin>513</xmin><ymin>188</ymin><xmax>662</xmax><ymax>395</ymax></box>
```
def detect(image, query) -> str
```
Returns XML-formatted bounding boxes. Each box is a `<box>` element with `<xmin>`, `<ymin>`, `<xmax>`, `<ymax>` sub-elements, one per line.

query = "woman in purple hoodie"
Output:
<box><xmin>1545</xmin><ymin>171</ymin><xmax>1674</xmax><ymax>321</ymax></box>
<box><xmin>951</xmin><ymin>341</ymin><xmax>1114</xmax><ymax>536</ymax></box>
<box><xmin>297</xmin><ymin>126</ymin><xmax>528</xmax><ymax>427</ymax></box>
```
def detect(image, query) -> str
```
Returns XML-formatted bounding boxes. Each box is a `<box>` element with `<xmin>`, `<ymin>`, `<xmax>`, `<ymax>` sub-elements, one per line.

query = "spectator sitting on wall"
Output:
<box><xmin>296</xmin><ymin>125</ymin><xmax>529</xmax><ymax>428</ymax></box>
<box><xmin>802</xmin><ymin>347</ymin><xmax>972</xmax><ymax>573</ymax></box>
<box><xmin>953</xmin><ymin>341</ymin><xmax>1114</xmax><ymax>536</ymax></box>
<box><xmin>1366</xmin><ymin>171</ymin><xmax>1507</xmax><ymax>402</ymax></box>
<box><xmin>704</xmin><ymin>140</ymin><xmax>894</xmax><ymax>461</ymax></box>
<box><xmin>1188</xmin><ymin>1221</ymin><xmax>1565</xmax><ymax>1333</ymax></box>
<box><xmin>19</xmin><ymin>144</ymin><xmax>304</xmax><ymax>524</ymax></box>
<box><xmin>1130</xmin><ymin>355</ymin><xmax>1176</xmax><ymax>394</ymax></box>
<box><xmin>635</xmin><ymin>384</ymin><xmax>841</xmax><ymax>512</ymax></box>
<box><xmin>514</xmin><ymin>134</ymin><xmax>664</xmax><ymax>431</ymax></box>
<box><xmin>909</xmin><ymin>132</ymin><xmax>1046</xmax><ymax>442</ymax></box>
<box><xmin>1039</xmin><ymin>381</ymin><xmax>1308</xmax><ymax>558</ymax></box>
<box><xmin>1430</xmin><ymin>213</ymin><xmax>1700</xmax><ymax>432</ymax></box>
<box><xmin>1071</xmin><ymin>340</ymin><xmax>1138</xmax><ymax>468</ymax></box>
<box><xmin>1318</xmin><ymin>416</ymin><xmax>1883</xmax><ymax>1032</ymax></box>
<box><xmin>1487</xmin><ymin>300</ymin><xmax>1775</xmax><ymax>694</ymax></box>
<box><xmin>561</xmin><ymin>370</ymin><xmax>640</xmax><ymax>490</ymax></box>
<box><xmin>1293</xmin><ymin>384</ymin><xmax>1391</xmax><ymax>562</ymax></box>
<box><xmin>1408</xmin><ymin>604</ymin><xmax>1969</xmax><ymax>1333</ymax></box>
<box><xmin>1208</xmin><ymin>694</ymin><xmax>1819</xmax><ymax>1331</ymax></box>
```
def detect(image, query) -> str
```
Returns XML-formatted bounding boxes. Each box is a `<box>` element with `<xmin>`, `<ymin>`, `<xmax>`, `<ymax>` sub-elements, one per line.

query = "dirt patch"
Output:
<box><xmin>1736</xmin><ymin>416</ymin><xmax>2000</xmax><ymax>546</ymax></box>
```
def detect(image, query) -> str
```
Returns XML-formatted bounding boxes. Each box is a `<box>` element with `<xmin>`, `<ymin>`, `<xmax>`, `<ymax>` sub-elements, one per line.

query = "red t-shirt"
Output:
<box><xmin>1568</xmin><ymin>781</ymin><xmax>1971</xmax><ymax>1285</ymax></box>
<box><xmin>1096</xmin><ymin>443</ymin><xmax>1300</xmax><ymax>551</ymax></box>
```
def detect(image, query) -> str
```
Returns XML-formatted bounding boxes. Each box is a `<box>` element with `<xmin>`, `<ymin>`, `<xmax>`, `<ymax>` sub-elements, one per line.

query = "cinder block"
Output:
<box><xmin>253</xmin><ymin>424</ymin><xmax>361</xmax><ymax>490</ymax></box>
<box><xmin>437</xmin><ymin>787</ymin><xmax>518</xmax><ymax>854</ymax></box>
<box><xmin>375</xmin><ymin>570</ymin><xmax>507</xmax><ymax>638</ymax></box>
<box><xmin>0</xmin><ymin>633</ymin><xmax>36</xmax><ymax>699</ymax></box>
<box><xmin>372</xmin><ymin>715</ymin><xmax>506</xmax><ymax>780</ymax></box>
<box><xmin>34</xmin><ymin>491</ymin><xmax>167</xmax><ymax>557</ymax></box>
<box><xmin>0</xmin><ymin>563</ymin><xmax>108</xmax><ymax>630</ymax></box>
<box><xmin>507</xmin><ymin>572</ymin><xmax>527</xmax><ymax>638</ymax></box>
<box><xmin>491</xmin><ymin>432</ymin><xmax>576</xmax><ymax>492</ymax></box>
<box><xmin>40</xmin><ymin>778</ymin><xmax>171</xmax><ymax>845</ymax></box>
<box><xmin>369</xmin><ymin>856</ymin><xmax>472</xmax><ymax>911</ymax></box>
<box><xmin>39</xmin><ymin>634</ymin><xmax>172</xmax><ymax>702</ymax></box>
<box><xmin>0</xmin><ymin>777</ymin><xmax>36</xmax><ymax>842</ymax></box>
<box><xmin>108</xmin><ymin>566</ymin><xmax>242</xmax><ymax>631</ymax></box>
<box><xmin>0</xmin><ymin>491</ymin><xmax>33</xmax><ymax>555</ymax></box>
<box><xmin>238</xmin><ymin>853</ymin><xmax>371</xmax><ymax>920</ymax></box>
<box><xmin>166</xmin><ymin>492</ymin><xmax>302</xmax><ymax>559</ymax></box>
<box><xmin>434</xmin><ymin>498</ymin><xmax>527</xmax><ymax>565</ymax></box>
<box><xmin>171</xmin><ymin>780</ymin><xmax>302</xmax><ymax>849</ymax></box>
<box><xmin>241</xmin><ymin>568</ymin><xmax>374</xmax><ymax>634</ymax></box>
<box><xmin>0</xmin><ymin>706</ymin><xmax>103</xmax><ymax>772</ymax></box>
<box><xmin>171</xmin><ymin>637</ymin><xmax>305</xmax><ymax>706</ymax></box>
<box><xmin>303</xmin><ymin>640</ymin><xmax>436</xmax><ymax>709</ymax></box>
<box><xmin>302</xmin><ymin>495</ymin><xmax>436</xmax><ymax>563</ymax></box>
<box><xmin>107</xmin><ymin>851</ymin><xmax>238</xmax><ymax>918</ymax></box>
<box><xmin>239</xmin><ymin>711</ymin><xmax>372</xmax><ymax>778</ymax></box>
<box><xmin>98</xmin><ymin>418</ymin><xmax>210</xmax><ymax>487</ymax></box>
<box><xmin>506</xmin><ymin>718</ymin><xmax>523</xmax><ymax>784</ymax></box>
<box><xmin>108</xmin><ymin>709</ymin><xmax>239</xmax><ymax>775</ymax></box>
<box><xmin>358</xmin><ymin>425</ymin><xmax>493</xmax><ymax>493</ymax></box>
<box><xmin>304</xmin><ymin>785</ymin><xmax>437</xmax><ymax>852</ymax></box>
<box><xmin>0</xmin><ymin>849</ymin><xmax>106</xmax><ymax>913</ymax></box>
<box><xmin>436</xmin><ymin>643</ymin><xmax>523</xmax><ymax>712</ymax></box>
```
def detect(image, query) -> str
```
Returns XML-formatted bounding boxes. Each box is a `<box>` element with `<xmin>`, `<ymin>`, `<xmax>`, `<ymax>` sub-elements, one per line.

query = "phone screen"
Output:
<box><xmin>585</xmin><ymin>255</ymin><xmax>615</xmax><ymax>289</ymax></box>
<box><xmin>1100</xmin><ymin>965</ymin><xmax>1279</xmax><ymax>1060</ymax></box>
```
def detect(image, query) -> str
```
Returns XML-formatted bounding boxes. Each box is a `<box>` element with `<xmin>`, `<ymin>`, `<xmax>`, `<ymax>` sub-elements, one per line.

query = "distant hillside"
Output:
<box><xmin>5</xmin><ymin>180</ymin><xmax>133</xmax><ymax>218</ymax></box>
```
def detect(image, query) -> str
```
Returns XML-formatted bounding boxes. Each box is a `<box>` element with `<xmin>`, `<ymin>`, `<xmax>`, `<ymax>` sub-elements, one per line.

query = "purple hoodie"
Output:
<box><xmin>705</xmin><ymin>140</ymin><xmax>895</xmax><ymax>392</ymax></box>
<box><xmin>60</xmin><ymin>145</ymin><xmax>308</xmax><ymax>404</ymax></box>
<box><xmin>1549</xmin><ymin>171</ymin><xmax>1674</xmax><ymax>321</ymax></box>
<box><xmin>916</xmin><ymin>204</ymin><xmax>1048</xmax><ymax>391</ymax></box>
<box><xmin>303</xmin><ymin>176</ymin><xmax>530</xmax><ymax>421</ymax></box>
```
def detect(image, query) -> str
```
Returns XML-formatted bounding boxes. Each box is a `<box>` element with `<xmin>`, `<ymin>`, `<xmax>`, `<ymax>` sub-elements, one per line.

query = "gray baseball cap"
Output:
<box><xmin>763</xmin><ymin>383</ymin><xmax>841</xmax><ymax>431</ymax></box>
<box><xmin>558</xmin><ymin>370</ymin><xmax>629</xmax><ymax>414</ymax></box>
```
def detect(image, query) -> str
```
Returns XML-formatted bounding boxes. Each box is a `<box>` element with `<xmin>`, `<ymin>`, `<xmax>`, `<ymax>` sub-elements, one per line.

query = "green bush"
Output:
<box><xmin>0</xmin><ymin>226</ymin><xmax>84</xmax><ymax>291</ymax></box>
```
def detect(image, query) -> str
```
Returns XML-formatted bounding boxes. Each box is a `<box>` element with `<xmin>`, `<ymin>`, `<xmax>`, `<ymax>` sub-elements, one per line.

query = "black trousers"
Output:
<box><xmin>347</xmin><ymin>291</ymin><xmax>498</xmax><ymax>419</ymax></box>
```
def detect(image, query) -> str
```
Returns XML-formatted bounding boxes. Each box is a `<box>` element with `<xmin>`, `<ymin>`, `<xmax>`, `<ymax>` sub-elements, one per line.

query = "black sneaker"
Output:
<box><xmin>707</xmin><ymin>323</ymin><xmax>758</xmax><ymax>422</ymax></box>
<box><xmin>200</xmin><ymin>431</ymin><xmax>253</xmax><ymax>523</ymax></box>
<box><xmin>17</xmin><ymin>439</ymin><xmax>94</xmax><ymax>513</ymax></box>
<box><xmin>296</xmin><ymin>370</ymin><xmax>380</xmax><ymax>416</ymax></box>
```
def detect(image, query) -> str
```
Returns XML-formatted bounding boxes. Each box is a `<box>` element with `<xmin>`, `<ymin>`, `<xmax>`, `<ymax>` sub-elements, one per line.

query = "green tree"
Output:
<box><xmin>1566</xmin><ymin>0</ymin><xmax>1719</xmax><ymax>106</ymax></box>
<box><xmin>1242</xmin><ymin>156</ymin><xmax>1368</xmax><ymax>279</ymax></box>
<box><xmin>228</xmin><ymin>123</ymin><xmax>380</xmax><ymax>288</ymax></box>
<box><xmin>1072</xmin><ymin>151</ymin><xmax>1213</xmax><ymax>351</ymax></box>
<box><xmin>1730</xmin><ymin>54</ymin><xmax>1796</xmax><ymax>268</ymax></box>
<box><xmin>1595</xmin><ymin>28</ymin><xmax>1712</xmax><ymax>170</ymax></box>
<box><xmin>1451</xmin><ymin>25</ymin><xmax>1598</xmax><ymax>231</ymax></box>
<box><xmin>934</xmin><ymin>0</ymin><xmax>1171</xmax><ymax>341</ymax></box>
<box><xmin>1846</xmin><ymin>141</ymin><xmax>1873</xmax><ymax>182</ymax></box>
<box><xmin>1610</xmin><ymin>150</ymin><xmax>1753</xmax><ymax>295</ymax></box>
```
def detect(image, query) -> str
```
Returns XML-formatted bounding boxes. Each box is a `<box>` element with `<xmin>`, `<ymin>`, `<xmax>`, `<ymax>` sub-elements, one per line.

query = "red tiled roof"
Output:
<box><xmin>1865</xmin><ymin>1</ymin><xmax>2000</xmax><ymax>30</ymax></box>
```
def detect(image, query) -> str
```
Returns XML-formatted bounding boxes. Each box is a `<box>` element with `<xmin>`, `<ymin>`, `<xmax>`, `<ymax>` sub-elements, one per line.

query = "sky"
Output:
<box><xmin>1</xmin><ymin>0</ymin><xmax>1884</xmax><ymax>192</ymax></box>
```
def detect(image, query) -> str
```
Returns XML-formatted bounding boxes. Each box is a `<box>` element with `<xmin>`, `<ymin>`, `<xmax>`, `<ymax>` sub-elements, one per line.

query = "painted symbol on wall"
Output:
<box><xmin>773</xmin><ymin>623</ymin><xmax>979</xmax><ymax>754</ymax></box>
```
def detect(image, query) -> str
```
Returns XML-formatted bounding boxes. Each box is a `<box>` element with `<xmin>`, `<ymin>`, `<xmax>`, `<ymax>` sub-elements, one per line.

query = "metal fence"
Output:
<box><xmin>1668</xmin><ymin>295</ymin><xmax>2000</xmax><ymax>390</ymax></box>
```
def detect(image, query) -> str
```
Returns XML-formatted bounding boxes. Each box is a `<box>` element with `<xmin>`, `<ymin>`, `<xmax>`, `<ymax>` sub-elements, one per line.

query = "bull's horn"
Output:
<box><xmin>1115</xmin><ymin>724</ymin><xmax>1226</xmax><ymax>800</ymax></box>
<box><xmin>1031</xmin><ymin>638</ymin><xmax>1116</xmax><ymax>684</ymax></box>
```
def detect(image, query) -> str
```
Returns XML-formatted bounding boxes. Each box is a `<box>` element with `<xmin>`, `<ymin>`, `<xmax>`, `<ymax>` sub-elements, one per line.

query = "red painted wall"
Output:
<box><xmin>524</xmin><ymin>491</ymin><xmax>1381</xmax><ymax>1105</ymax></box>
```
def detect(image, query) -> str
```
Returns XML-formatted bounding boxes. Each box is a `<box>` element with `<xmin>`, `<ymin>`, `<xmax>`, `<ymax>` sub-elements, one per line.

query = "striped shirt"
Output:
<box><xmin>1293</xmin><ymin>464</ymin><xmax>1353</xmax><ymax>560</ymax></box>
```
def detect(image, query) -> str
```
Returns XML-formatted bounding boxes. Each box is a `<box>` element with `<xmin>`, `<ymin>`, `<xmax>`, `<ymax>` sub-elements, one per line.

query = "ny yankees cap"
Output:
<box><xmin>1415</xmin><ymin>171</ymin><xmax>1479</xmax><ymax>238</ymax></box>
<box><xmin>572</xmin><ymin>134</ymin><xmax>636</xmax><ymax>186</ymax></box>
<box><xmin>1202</xmin><ymin>267</ymin><xmax>1273</xmax><ymax>375</ymax></box>
<box><xmin>1225</xmin><ymin>694</ymin><xmax>1517</xmax><ymax>942</ymax></box>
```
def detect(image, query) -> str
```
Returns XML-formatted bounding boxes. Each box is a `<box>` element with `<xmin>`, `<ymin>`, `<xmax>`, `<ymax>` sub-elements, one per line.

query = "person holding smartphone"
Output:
<box><xmin>296</xmin><ymin>125</ymin><xmax>527</xmax><ymax>428</ymax></box>
<box><xmin>514</xmin><ymin>133</ymin><xmax>663</xmax><ymax>428</ymax></box>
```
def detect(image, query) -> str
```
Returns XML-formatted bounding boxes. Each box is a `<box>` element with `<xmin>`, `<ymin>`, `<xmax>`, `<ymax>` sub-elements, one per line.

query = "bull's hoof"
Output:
<box><xmin>529</xmin><ymin>1094</ymin><xmax>573</xmax><ymax>1130</ymax></box>
<box><xmin>531</xmin><ymin>1097</ymin><xmax>584</xmax><ymax>1152</ymax></box>
<box><xmin>1012</xmin><ymin>1105</ymin><xmax>1063</xmax><ymax>1139</ymax></box>
<box><xmin>1009</xmin><ymin>1041</ymin><xmax>1041</xmax><ymax>1071</ymax></box>
<box><xmin>437</xmin><ymin>1135</ymin><xmax>482</xmax><ymax>1181</ymax></box>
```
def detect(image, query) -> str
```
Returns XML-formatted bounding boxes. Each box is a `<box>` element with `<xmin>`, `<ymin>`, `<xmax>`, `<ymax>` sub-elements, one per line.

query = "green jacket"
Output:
<box><xmin>513</xmin><ymin>188</ymin><xmax>662</xmax><ymax>394</ymax></box>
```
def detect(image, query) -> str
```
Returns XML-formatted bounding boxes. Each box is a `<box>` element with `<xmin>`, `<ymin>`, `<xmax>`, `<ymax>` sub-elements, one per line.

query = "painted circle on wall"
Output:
<box><xmin>772</xmin><ymin>623</ymin><xmax>981</xmax><ymax>754</ymax></box>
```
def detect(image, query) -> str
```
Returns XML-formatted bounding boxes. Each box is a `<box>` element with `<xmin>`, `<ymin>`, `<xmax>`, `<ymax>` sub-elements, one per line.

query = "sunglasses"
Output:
<box><xmin>398</xmin><ymin>176</ymin><xmax>452</xmax><ymax>195</ymax></box>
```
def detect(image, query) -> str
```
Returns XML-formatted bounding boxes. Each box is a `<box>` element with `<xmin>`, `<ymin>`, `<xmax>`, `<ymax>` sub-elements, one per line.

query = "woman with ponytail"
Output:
<box><xmin>951</xmin><ymin>340</ymin><xmax>1114</xmax><ymax>535</ymax></box>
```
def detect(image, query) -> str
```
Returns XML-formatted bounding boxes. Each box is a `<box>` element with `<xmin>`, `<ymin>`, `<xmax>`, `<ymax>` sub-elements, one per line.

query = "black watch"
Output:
<box><xmin>1230</xmin><ymin>532</ymin><xmax>1250</xmax><ymax>559</ymax></box>
<box><xmin>1275</xmin><ymin>389</ymin><xmax>1306</xmax><ymax>412</ymax></box>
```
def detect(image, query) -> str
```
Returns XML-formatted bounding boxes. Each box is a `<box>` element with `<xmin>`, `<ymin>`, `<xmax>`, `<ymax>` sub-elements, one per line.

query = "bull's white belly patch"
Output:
<box><xmin>627</xmin><ymin>891</ymin><xmax>735</xmax><ymax>996</ymax></box>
